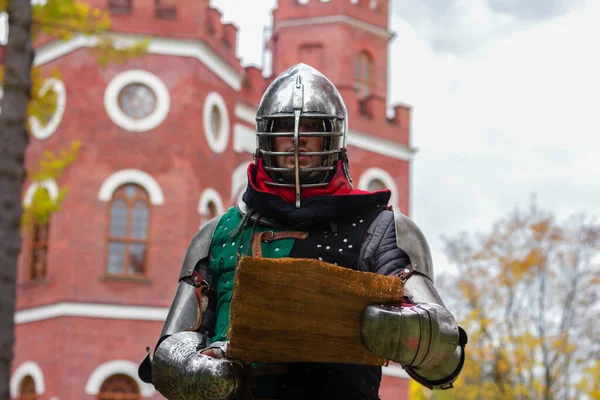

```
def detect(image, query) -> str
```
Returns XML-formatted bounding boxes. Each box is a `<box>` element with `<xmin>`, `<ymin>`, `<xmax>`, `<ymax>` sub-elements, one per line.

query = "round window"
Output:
<box><xmin>117</xmin><ymin>83</ymin><xmax>157</xmax><ymax>120</ymax></box>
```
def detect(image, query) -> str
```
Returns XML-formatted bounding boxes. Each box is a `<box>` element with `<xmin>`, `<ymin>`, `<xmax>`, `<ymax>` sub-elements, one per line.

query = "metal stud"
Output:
<box><xmin>222</xmin><ymin>243</ymin><xmax>226</xmax><ymax>247</ymax></box>
<box><xmin>343</xmin><ymin>239</ymin><xmax>348</xmax><ymax>243</ymax></box>
<box><xmin>275</xmin><ymin>248</ymin><xmax>280</xmax><ymax>252</ymax></box>
<box><xmin>339</xmin><ymin>249</ymin><xmax>343</xmax><ymax>252</ymax></box>
<box><xmin>326</xmin><ymin>246</ymin><xmax>330</xmax><ymax>250</ymax></box>
<box><xmin>317</xmin><ymin>244</ymin><xmax>322</xmax><ymax>248</ymax></box>
<box><xmin>232</xmin><ymin>242</ymin><xmax>236</xmax><ymax>246</ymax></box>
<box><xmin>318</xmin><ymin>257</ymin><xmax>323</xmax><ymax>261</ymax></box>
<box><xmin>348</xmin><ymin>245</ymin><xmax>353</xmax><ymax>248</ymax></box>
<box><xmin>352</xmin><ymin>223</ymin><xmax>356</xmax><ymax>226</ymax></box>
<box><xmin>359</xmin><ymin>219</ymin><xmax>364</xmax><ymax>223</ymax></box>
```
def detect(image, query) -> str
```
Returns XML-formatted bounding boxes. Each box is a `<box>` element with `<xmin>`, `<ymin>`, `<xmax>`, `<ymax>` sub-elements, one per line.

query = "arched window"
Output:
<box><xmin>356</xmin><ymin>51</ymin><xmax>374</xmax><ymax>98</ymax></box>
<box><xmin>107</xmin><ymin>184</ymin><xmax>150</xmax><ymax>277</ymax></box>
<box><xmin>207</xmin><ymin>201</ymin><xmax>218</xmax><ymax>220</ymax></box>
<box><xmin>98</xmin><ymin>374</ymin><xmax>140</xmax><ymax>400</ymax></box>
<box><xmin>367</xmin><ymin>179</ymin><xmax>387</xmax><ymax>192</ymax></box>
<box><xmin>18</xmin><ymin>375</ymin><xmax>36</xmax><ymax>400</ymax></box>
<box><xmin>29</xmin><ymin>188</ymin><xmax>51</xmax><ymax>281</ymax></box>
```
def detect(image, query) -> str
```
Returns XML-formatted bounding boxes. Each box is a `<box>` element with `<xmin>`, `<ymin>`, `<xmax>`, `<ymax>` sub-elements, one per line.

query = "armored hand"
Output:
<box><xmin>152</xmin><ymin>332</ymin><xmax>243</xmax><ymax>400</ymax></box>
<box><xmin>360</xmin><ymin>302</ymin><xmax>465</xmax><ymax>389</ymax></box>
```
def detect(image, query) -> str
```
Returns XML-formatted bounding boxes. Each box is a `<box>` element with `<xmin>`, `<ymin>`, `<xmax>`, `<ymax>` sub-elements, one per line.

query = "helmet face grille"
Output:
<box><xmin>255</xmin><ymin>64</ymin><xmax>349</xmax><ymax>207</ymax></box>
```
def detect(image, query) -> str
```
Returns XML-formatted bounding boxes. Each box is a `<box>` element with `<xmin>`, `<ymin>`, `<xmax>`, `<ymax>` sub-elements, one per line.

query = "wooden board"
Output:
<box><xmin>227</xmin><ymin>256</ymin><xmax>404</xmax><ymax>366</ymax></box>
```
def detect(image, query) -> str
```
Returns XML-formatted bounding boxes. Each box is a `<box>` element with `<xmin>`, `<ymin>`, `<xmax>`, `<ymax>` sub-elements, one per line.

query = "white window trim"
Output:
<box><xmin>10</xmin><ymin>361</ymin><xmax>45</xmax><ymax>398</ymax></box>
<box><xmin>104</xmin><ymin>69</ymin><xmax>171</xmax><ymax>133</ymax></box>
<box><xmin>358</xmin><ymin>167</ymin><xmax>398</xmax><ymax>209</ymax></box>
<box><xmin>231</xmin><ymin>161</ymin><xmax>252</xmax><ymax>204</ymax></box>
<box><xmin>30</xmin><ymin>78</ymin><xmax>67</xmax><ymax>140</ymax></box>
<box><xmin>23</xmin><ymin>179</ymin><xmax>59</xmax><ymax>206</ymax></box>
<box><xmin>233</xmin><ymin>124</ymin><xmax>256</xmax><ymax>154</ymax></box>
<box><xmin>85</xmin><ymin>360</ymin><xmax>155</xmax><ymax>397</ymax></box>
<box><xmin>34</xmin><ymin>34</ymin><xmax>242</xmax><ymax>91</ymax></box>
<box><xmin>203</xmin><ymin>91</ymin><xmax>230</xmax><ymax>154</ymax></box>
<box><xmin>198</xmin><ymin>187</ymin><xmax>225</xmax><ymax>218</ymax></box>
<box><xmin>98</xmin><ymin>169</ymin><xmax>164</xmax><ymax>205</ymax></box>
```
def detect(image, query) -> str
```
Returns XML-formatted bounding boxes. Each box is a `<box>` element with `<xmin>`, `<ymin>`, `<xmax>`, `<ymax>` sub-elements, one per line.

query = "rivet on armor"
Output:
<box><xmin>275</xmin><ymin>248</ymin><xmax>280</xmax><ymax>252</ymax></box>
<box><xmin>326</xmin><ymin>246</ymin><xmax>330</xmax><ymax>250</ymax></box>
<box><xmin>334</xmin><ymin>233</ymin><xmax>338</xmax><ymax>236</ymax></box>
<box><xmin>404</xmin><ymin>268</ymin><xmax>410</xmax><ymax>273</ymax></box>
<box><xmin>318</xmin><ymin>257</ymin><xmax>323</xmax><ymax>261</ymax></box>
<box><xmin>352</xmin><ymin>223</ymin><xmax>356</xmax><ymax>226</ymax></box>
<box><xmin>317</xmin><ymin>244</ymin><xmax>322</xmax><ymax>248</ymax></box>
<box><xmin>339</xmin><ymin>249</ymin><xmax>343</xmax><ymax>252</ymax></box>
<box><xmin>232</xmin><ymin>242</ymin><xmax>236</xmax><ymax>246</ymax></box>
<box><xmin>343</xmin><ymin>238</ymin><xmax>348</xmax><ymax>243</ymax></box>
<box><xmin>222</xmin><ymin>244</ymin><xmax>226</xmax><ymax>247</ymax></box>
<box><xmin>348</xmin><ymin>245</ymin><xmax>353</xmax><ymax>248</ymax></box>
<box><xmin>359</xmin><ymin>219</ymin><xmax>364</xmax><ymax>223</ymax></box>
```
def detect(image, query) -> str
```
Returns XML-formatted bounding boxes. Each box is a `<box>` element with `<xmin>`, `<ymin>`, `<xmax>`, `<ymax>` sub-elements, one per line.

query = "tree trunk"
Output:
<box><xmin>0</xmin><ymin>0</ymin><xmax>34</xmax><ymax>397</ymax></box>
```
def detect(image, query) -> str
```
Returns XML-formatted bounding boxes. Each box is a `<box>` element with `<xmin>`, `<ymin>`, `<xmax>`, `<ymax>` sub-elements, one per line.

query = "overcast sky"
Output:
<box><xmin>212</xmin><ymin>0</ymin><xmax>600</xmax><ymax>276</ymax></box>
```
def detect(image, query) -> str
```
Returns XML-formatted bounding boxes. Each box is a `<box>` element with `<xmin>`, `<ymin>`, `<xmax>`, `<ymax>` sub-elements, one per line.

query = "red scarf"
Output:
<box><xmin>248</xmin><ymin>159</ymin><xmax>389</xmax><ymax>204</ymax></box>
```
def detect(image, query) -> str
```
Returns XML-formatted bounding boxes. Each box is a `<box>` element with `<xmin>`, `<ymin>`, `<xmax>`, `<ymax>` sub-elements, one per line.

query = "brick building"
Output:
<box><xmin>11</xmin><ymin>0</ymin><xmax>415</xmax><ymax>399</ymax></box>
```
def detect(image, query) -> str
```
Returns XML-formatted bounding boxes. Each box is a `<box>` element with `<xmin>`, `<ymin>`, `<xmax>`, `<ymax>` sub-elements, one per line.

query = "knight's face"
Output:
<box><xmin>272</xmin><ymin>118</ymin><xmax>325</xmax><ymax>169</ymax></box>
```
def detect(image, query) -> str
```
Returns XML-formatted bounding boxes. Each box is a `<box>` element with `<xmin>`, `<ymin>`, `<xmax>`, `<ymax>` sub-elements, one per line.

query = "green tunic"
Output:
<box><xmin>210</xmin><ymin>207</ymin><xmax>296</xmax><ymax>342</ymax></box>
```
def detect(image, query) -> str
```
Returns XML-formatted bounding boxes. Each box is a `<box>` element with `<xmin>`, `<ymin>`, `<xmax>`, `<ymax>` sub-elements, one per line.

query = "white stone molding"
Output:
<box><xmin>10</xmin><ymin>361</ymin><xmax>45</xmax><ymax>398</ymax></box>
<box><xmin>98</xmin><ymin>169</ymin><xmax>164</xmax><ymax>205</ymax></box>
<box><xmin>85</xmin><ymin>360</ymin><xmax>155</xmax><ymax>397</ymax></box>
<box><xmin>275</xmin><ymin>15</ymin><xmax>392</xmax><ymax>39</ymax></box>
<box><xmin>29</xmin><ymin>78</ymin><xmax>67</xmax><ymax>140</ymax></box>
<box><xmin>198</xmin><ymin>188</ymin><xmax>225</xmax><ymax>216</ymax></box>
<box><xmin>15</xmin><ymin>302</ymin><xmax>168</xmax><ymax>325</ymax></box>
<box><xmin>231</xmin><ymin>161</ymin><xmax>252</xmax><ymax>203</ymax></box>
<box><xmin>203</xmin><ymin>91</ymin><xmax>230</xmax><ymax>154</ymax></box>
<box><xmin>23</xmin><ymin>179</ymin><xmax>59</xmax><ymax>206</ymax></box>
<box><xmin>233</xmin><ymin>124</ymin><xmax>256</xmax><ymax>154</ymax></box>
<box><xmin>234</xmin><ymin>101</ymin><xmax>257</xmax><ymax>125</ymax></box>
<box><xmin>104</xmin><ymin>69</ymin><xmax>170</xmax><ymax>132</ymax></box>
<box><xmin>358</xmin><ymin>167</ymin><xmax>399</xmax><ymax>208</ymax></box>
<box><xmin>348</xmin><ymin>129</ymin><xmax>415</xmax><ymax>161</ymax></box>
<box><xmin>382</xmin><ymin>364</ymin><xmax>409</xmax><ymax>379</ymax></box>
<box><xmin>34</xmin><ymin>34</ymin><xmax>242</xmax><ymax>91</ymax></box>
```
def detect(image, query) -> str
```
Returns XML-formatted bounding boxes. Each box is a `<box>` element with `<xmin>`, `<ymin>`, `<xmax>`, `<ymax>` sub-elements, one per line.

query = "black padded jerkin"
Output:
<box><xmin>289</xmin><ymin>203</ymin><xmax>386</xmax><ymax>270</ymax></box>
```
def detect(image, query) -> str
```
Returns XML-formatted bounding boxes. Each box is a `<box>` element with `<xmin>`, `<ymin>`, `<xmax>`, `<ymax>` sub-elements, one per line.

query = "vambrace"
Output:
<box><xmin>152</xmin><ymin>331</ymin><xmax>244</xmax><ymax>400</ymax></box>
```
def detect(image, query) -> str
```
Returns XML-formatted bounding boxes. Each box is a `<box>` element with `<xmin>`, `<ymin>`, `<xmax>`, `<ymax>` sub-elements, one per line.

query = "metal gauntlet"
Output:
<box><xmin>361</xmin><ymin>302</ymin><xmax>465</xmax><ymax>389</ymax></box>
<box><xmin>152</xmin><ymin>331</ymin><xmax>243</xmax><ymax>400</ymax></box>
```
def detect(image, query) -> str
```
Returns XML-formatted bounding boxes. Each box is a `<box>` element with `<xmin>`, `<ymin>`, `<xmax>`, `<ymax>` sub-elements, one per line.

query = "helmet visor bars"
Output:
<box><xmin>256</xmin><ymin>113</ymin><xmax>344</xmax><ymax>208</ymax></box>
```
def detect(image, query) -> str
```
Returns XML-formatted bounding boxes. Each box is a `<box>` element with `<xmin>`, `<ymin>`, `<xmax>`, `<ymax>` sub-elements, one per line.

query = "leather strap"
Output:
<box><xmin>395</xmin><ymin>263</ymin><xmax>414</xmax><ymax>283</ymax></box>
<box><xmin>187</xmin><ymin>270</ymin><xmax>209</xmax><ymax>331</ymax></box>
<box><xmin>252</xmin><ymin>230</ymin><xmax>308</xmax><ymax>258</ymax></box>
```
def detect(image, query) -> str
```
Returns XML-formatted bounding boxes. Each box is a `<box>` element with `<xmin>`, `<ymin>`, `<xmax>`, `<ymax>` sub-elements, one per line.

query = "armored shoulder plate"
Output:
<box><xmin>393</xmin><ymin>210</ymin><xmax>434</xmax><ymax>282</ymax></box>
<box><xmin>178</xmin><ymin>216</ymin><xmax>221</xmax><ymax>281</ymax></box>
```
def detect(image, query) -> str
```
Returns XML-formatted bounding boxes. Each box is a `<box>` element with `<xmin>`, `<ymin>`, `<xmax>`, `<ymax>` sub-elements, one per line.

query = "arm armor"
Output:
<box><xmin>360</xmin><ymin>211</ymin><xmax>468</xmax><ymax>390</ymax></box>
<box><xmin>138</xmin><ymin>217</ymin><xmax>244</xmax><ymax>399</ymax></box>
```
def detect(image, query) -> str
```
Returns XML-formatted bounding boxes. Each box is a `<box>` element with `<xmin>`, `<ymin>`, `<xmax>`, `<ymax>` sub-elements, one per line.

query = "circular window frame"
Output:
<box><xmin>203</xmin><ymin>92</ymin><xmax>230</xmax><ymax>154</ymax></box>
<box><xmin>104</xmin><ymin>70</ymin><xmax>170</xmax><ymax>133</ymax></box>
<box><xmin>30</xmin><ymin>78</ymin><xmax>67</xmax><ymax>140</ymax></box>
